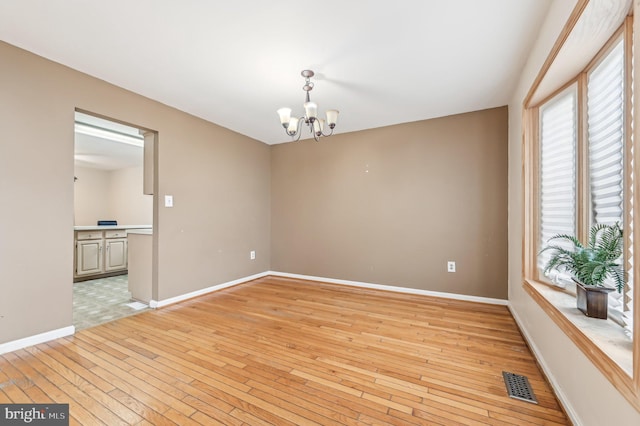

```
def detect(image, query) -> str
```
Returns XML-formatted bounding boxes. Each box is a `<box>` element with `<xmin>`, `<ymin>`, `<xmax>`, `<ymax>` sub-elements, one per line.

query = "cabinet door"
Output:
<box><xmin>105</xmin><ymin>238</ymin><xmax>127</xmax><ymax>271</ymax></box>
<box><xmin>76</xmin><ymin>240</ymin><xmax>103</xmax><ymax>275</ymax></box>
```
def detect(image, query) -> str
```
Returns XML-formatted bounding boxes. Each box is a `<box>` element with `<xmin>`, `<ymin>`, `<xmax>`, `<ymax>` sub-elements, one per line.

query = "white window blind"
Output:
<box><xmin>629</xmin><ymin>38</ymin><xmax>634</xmax><ymax>336</ymax></box>
<box><xmin>587</xmin><ymin>40</ymin><xmax>624</xmax><ymax>227</ymax></box>
<box><xmin>586</xmin><ymin>38</ymin><xmax>631</xmax><ymax>329</ymax></box>
<box><xmin>628</xmin><ymin>88</ymin><xmax>634</xmax><ymax>335</ymax></box>
<box><xmin>538</xmin><ymin>88</ymin><xmax>577</xmax><ymax>277</ymax></box>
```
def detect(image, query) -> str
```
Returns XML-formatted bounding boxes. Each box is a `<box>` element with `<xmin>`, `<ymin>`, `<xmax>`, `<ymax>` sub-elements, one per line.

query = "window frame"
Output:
<box><xmin>522</xmin><ymin>3</ymin><xmax>640</xmax><ymax>411</ymax></box>
<box><xmin>535</xmin><ymin>30</ymin><xmax>630</xmax><ymax>302</ymax></box>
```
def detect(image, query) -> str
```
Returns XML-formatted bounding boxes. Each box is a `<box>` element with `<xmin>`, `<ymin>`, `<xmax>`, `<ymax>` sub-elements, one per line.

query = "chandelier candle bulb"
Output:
<box><xmin>304</xmin><ymin>101</ymin><xmax>318</xmax><ymax>120</ymax></box>
<box><xmin>313</xmin><ymin>119</ymin><xmax>324</xmax><ymax>135</ymax></box>
<box><xmin>277</xmin><ymin>69</ymin><xmax>340</xmax><ymax>141</ymax></box>
<box><xmin>277</xmin><ymin>108</ymin><xmax>292</xmax><ymax>127</ymax></box>
<box><xmin>326</xmin><ymin>109</ymin><xmax>339</xmax><ymax>128</ymax></box>
<box><xmin>287</xmin><ymin>117</ymin><xmax>300</xmax><ymax>135</ymax></box>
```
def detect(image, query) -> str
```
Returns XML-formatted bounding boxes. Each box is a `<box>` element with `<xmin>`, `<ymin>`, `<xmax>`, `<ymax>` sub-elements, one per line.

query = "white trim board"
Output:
<box><xmin>268</xmin><ymin>271</ymin><xmax>509</xmax><ymax>306</ymax></box>
<box><xmin>149</xmin><ymin>271</ymin><xmax>270</xmax><ymax>308</ymax></box>
<box><xmin>151</xmin><ymin>270</ymin><xmax>507</xmax><ymax>309</ymax></box>
<box><xmin>508</xmin><ymin>305</ymin><xmax>580</xmax><ymax>425</ymax></box>
<box><xmin>0</xmin><ymin>326</ymin><xmax>75</xmax><ymax>355</ymax></box>
<box><xmin>0</xmin><ymin>271</ymin><xmax>506</xmax><ymax>354</ymax></box>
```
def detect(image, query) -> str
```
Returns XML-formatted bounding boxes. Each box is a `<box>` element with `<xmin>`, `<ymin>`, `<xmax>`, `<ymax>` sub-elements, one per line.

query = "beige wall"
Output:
<box><xmin>271</xmin><ymin>107</ymin><xmax>508</xmax><ymax>299</ymax></box>
<box><xmin>108</xmin><ymin>166</ymin><xmax>153</xmax><ymax>225</ymax></box>
<box><xmin>0</xmin><ymin>40</ymin><xmax>271</xmax><ymax>343</ymax></box>
<box><xmin>508</xmin><ymin>0</ymin><xmax>640</xmax><ymax>423</ymax></box>
<box><xmin>73</xmin><ymin>166</ymin><xmax>110</xmax><ymax>225</ymax></box>
<box><xmin>74</xmin><ymin>166</ymin><xmax>153</xmax><ymax>226</ymax></box>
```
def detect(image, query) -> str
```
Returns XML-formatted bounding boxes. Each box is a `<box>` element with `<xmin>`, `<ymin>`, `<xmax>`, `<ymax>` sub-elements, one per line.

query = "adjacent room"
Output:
<box><xmin>1</xmin><ymin>0</ymin><xmax>639</xmax><ymax>425</ymax></box>
<box><xmin>73</xmin><ymin>112</ymin><xmax>153</xmax><ymax>329</ymax></box>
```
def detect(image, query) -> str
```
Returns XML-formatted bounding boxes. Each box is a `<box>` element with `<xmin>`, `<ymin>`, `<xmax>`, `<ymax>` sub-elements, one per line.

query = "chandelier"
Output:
<box><xmin>277</xmin><ymin>70</ymin><xmax>339</xmax><ymax>141</ymax></box>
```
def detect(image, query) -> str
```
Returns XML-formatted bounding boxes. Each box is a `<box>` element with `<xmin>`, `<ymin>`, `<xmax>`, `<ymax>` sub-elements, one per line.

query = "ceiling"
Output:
<box><xmin>74</xmin><ymin>112</ymin><xmax>144</xmax><ymax>170</ymax></box>
<box><xmin>0</xmin><ymin>0</ymin><xmax>552</xmax><ymax>145</ymax></box>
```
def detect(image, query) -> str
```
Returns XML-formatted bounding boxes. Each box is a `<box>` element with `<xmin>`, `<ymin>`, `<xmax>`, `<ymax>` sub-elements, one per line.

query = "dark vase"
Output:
<box><xmin>574</xmin><ymin>280</ymin><xmax>616</xmax><ymax>319</ymax></box>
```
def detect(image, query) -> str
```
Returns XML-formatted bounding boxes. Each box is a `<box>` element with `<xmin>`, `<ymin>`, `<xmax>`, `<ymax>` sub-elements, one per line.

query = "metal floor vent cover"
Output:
<box><xmin>502</xmin><ymin>371</ymin><xmax>538</xmax><ymax>404</ymax></box>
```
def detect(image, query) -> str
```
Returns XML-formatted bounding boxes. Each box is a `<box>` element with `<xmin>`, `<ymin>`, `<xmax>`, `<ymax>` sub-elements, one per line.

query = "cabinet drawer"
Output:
<box><xmin>105</xmin><ymin>230</ymin><xmax>127</xmax><ymax>239</ymax></box>
<box><xmin>77</xmin><ymin>231</ymin><xmax>103</xmax><ymax>240</ymax></box>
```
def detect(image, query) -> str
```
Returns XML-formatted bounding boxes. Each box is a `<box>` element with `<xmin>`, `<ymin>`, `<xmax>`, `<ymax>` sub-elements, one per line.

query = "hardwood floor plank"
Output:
<box><xmin>105</xmin><ymin>387</ymin><xmax>170</xmax><ymax>424</ymax></box>
<box><xmin>413</xmin><ymin>405</ymin><xmax>490</xmax><ymax>426</ymax></box>
<box><xmin>10</xmin><ymin>349</ymin><xmax>105</xmax><ymax>425</ymax></box>
<box><xmin>189</xmin><ymin>410</ymin><xmax>228</xmax><ymax>425</ymax></box>
<box><xmin>0</xmin><ymin>354</ymin><xmax>33</xmax><ymax>403</ymax></box>
<box><xmin>274</xmin><ymin>374</ymin><xmax>397</xmax><ymax>420</ymax></box>
<box><xmin>246</xmin><ymin>379</ymin><xmax>361</xmax><ymax>425</ymax></box>
<box><xmin>42</xmin><ymin>341</ymin><xmax>114</xmax><ymax>393</ymax></box>
<box><xmin>181</xmin><ymin>395</ymin><xmax>241</xmax><ymax>425</ymax></box>
<box><xmin>386</xmin><ymin>408</ymin><xmax>442</xmax><ymax>425</ymax></box>
<box><xmin>0</xmin><ymin>276</ymin><xmax>568</xmax><ymax>425</ymax></box>
<box><xmin>18</xmin><ymin>345</ymin><xmax>130</xmax><ymax>425</ymax></box>
<box><xmin>227</xmin><ymin>407</ymin><xmax>285</xmax><ymax>426</ymax></box>
<box><xmin>0</xmin><ymin>390</ymin><xmax>13</xmax><ymax>404</ymax></box>
<box><xmin>291</xmin><ymin>368</ymin><xmax>364</xmax><ymax>397</ymax></box>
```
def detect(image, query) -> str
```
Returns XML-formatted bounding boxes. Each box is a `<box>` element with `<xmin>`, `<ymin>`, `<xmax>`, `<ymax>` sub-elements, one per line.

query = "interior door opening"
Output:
<box><xmin>73</xmin><ymin>111</ymin><xmax>155</xmax><ymax>330</ymax></box>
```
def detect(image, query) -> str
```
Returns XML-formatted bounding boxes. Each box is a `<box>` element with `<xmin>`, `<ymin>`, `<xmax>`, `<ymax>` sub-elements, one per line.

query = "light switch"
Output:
<box><xmin>165</xmin><ymin>195</ymin><xmax>174</xmax><ymax>207</ymax></box>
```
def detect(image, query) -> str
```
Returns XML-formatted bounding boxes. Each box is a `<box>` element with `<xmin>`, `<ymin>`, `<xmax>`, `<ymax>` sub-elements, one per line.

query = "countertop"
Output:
<box><xmin>74</xmin><ymin>225</ymin><xmax>152</xmax><ymax>231</ymax></box>
<box><xmin>127</xmin><ymin>229</ymin><xmax>153</xmax><ymax>235</ymax></box>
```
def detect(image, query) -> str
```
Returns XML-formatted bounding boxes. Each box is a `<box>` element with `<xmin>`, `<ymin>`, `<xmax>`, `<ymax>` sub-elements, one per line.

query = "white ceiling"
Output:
<box><xmin>74</xmin><ymin>112</ymin><xmax>144</xmax><ymax>170</ymax></box>
<box><xmin>74</xmin><ymin>132</ymin><xmax>143</xmax><ymax>170</ymax></box>
<box><xmin>0</xmin><ymin>0</ymin><xmax>552</xmax><ymax>145</ymax></box>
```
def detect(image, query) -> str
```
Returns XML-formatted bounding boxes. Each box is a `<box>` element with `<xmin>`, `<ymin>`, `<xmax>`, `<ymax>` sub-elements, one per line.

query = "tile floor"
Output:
<box><xmin>73</xmin><ymin>275</ymin><xmax>149</xmax><ymax>330</ymax></box>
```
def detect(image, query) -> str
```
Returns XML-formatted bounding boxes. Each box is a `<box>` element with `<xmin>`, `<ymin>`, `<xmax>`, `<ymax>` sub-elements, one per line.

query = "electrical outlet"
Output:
<box><xmin>250</xmin><ymin>250</ymin><xmax>256</xmax><ymax>260</ymax></box>
<box><xmin>164</xmin><ymin>195</ymin><xmax>173</xmax><ymax>207</ymax></box>
<box><xmin>447</xmin><ymin>261</ymin><xmax>456</xmax><ymax>272</ymax></box>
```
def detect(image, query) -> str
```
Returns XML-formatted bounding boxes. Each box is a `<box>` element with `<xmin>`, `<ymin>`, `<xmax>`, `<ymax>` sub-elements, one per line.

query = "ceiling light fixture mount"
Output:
<box><xmin>277</xmin><ymin>70</ymin><xmax>339</xmax><ymax>142</ymax></box>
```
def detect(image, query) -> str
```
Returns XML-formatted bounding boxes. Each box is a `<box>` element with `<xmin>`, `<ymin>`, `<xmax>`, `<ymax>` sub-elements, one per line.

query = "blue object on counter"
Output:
<box><xmin>97</xmin><ymin>220</ymin><xmax>117</xmax><ymax>226</ymax></box>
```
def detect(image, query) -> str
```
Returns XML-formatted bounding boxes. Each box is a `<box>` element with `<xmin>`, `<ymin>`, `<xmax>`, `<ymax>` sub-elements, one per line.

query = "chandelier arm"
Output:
<box><xmin>279</xmin><ymin>69</ymin><xmax>338</xmax><ymax>142</ymax></box>
<box><xmin>319</xmin><ymin>127</ymin><xmax>335</xmax><ymax>137</ymax></box>
<box><xmin>285</xmin><ymin>116</ymin><xmax>307</xmax><ymax>142</ymax></box>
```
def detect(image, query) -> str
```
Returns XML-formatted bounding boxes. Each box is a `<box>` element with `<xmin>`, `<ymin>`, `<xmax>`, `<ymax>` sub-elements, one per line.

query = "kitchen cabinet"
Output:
<box><xmin>76</xmin><ymin>238</ymin><xmax>103</xmax><ymax>276</ymax></box>
<box><xmin>74</xmin><ymin>227</ymin><xmax>146</xmax><ymax>281</ymax></box>
<box><xmin>105</xmin><ymin>238</ymin><xmax>127</xmax><ymax>271</ymax></box>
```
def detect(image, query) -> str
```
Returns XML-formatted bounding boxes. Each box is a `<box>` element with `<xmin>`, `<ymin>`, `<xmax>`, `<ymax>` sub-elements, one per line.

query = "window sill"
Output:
<box><xmin>523</xmin><ymin>279</ymin><xmax>639</xmax><ymax>411</ymax></box>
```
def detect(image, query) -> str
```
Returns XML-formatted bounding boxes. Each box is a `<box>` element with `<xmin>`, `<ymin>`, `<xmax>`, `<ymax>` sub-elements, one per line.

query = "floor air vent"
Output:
<box><xmin>502</xmin><ymin>371</ymin><xmax>538</xmax><ymax>404</ymax></box>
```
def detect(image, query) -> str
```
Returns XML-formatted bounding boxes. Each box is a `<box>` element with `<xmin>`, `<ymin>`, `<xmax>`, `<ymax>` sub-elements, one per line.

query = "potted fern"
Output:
<box><xmin>540</xmin><ymin>223</ymin><xmax>625</xmax><ymax>319</ymax></box>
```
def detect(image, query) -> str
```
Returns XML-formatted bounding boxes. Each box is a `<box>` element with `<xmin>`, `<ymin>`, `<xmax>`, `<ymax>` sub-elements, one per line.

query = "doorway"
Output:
<box><xmin>73</xmin><ymin>111</ymin><xmax>154</xmax><ymax>330</ymax></box>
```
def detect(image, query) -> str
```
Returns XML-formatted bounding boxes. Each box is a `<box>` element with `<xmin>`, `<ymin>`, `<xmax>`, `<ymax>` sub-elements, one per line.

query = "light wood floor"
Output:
<box><xmin>0</xmin><ymin>276</ymin><xmax>569</xmax><ymax>425</ymax></box>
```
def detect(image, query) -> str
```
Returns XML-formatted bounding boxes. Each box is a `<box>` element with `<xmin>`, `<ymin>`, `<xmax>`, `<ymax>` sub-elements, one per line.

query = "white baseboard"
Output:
<box><xmin>149</xmin><ymin>270</ymin><xmax>507</xmax><ymax>309</ymax></box>
<box><xmin>508</xmin><ymin>305</ymin><xmax>580</xmax><ymax>425</ymax></box>
<box><xmin>268</xmin><ymin>271</ymin><xmax>509</xmax><ymax>306</ymax></box>
<box><xmin>0</xmin><ymin>326</ymin><xmax>75</xmax><ymax>355</ymax></box>
<box><xmin>149</xmin><ymin>271</ymin><xmax>271</xmax><ymax>308</ymax></box>
<box><xmin>0</xmin><ymin>271</ymin><xmax>505</xmax><ymax>356</ymax></box>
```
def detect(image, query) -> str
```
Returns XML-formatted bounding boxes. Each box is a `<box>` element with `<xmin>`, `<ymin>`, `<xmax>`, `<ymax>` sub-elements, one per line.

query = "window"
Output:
<box><xmin>535</xmin><ymin>39</ymin><xmax>632</xmax><ymax>325</ymax></box>
<box><xmin>538</xmin><ymin>87</ymin><xmax>577</xmax><ymax>285</ymax></box>
<box><xmin>586</xmin><ymin>39</ymin><xmax>631</xmax><ymax>330</ymax></box>
<box><xmin>536</xmin><ymin>35</ymin><xmax>630</xmax><ymax>308</ymax></box>
<box><xmin>523</xmin><ymin>4</ymin><xmax>640</xmax><ymax>411</ymax></box>
<box><xmin>587</xmin><ymin>40</ymin><xmax>625</xmax><ymax>228</ymax></box>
